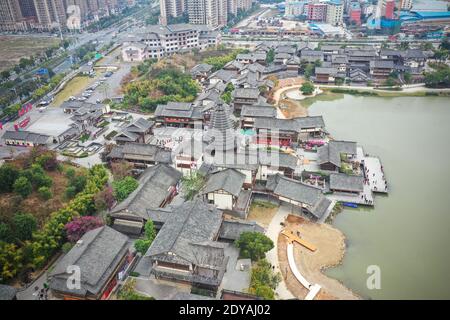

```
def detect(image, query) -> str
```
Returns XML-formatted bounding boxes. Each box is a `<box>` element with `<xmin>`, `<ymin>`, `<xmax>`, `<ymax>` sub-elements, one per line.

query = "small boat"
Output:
<box><xmin>342</xmin><ymin>202</ymin><xmax>358</xmax><ymax>208</ymax></box>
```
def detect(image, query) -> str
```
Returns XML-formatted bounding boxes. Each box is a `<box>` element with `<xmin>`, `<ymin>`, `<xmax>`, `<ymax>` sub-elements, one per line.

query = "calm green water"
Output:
<box><xmin>309</xmin><ymin>95</ymin><xmax>450</xmax><ymax>300</ymax></box>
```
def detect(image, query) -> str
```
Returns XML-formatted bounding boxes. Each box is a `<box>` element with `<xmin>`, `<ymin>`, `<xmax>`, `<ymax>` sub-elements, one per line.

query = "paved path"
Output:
<box><xmin>265</xmin><ymin>204</ymin><xmax>295</xmax><ymax>300</ymax></box>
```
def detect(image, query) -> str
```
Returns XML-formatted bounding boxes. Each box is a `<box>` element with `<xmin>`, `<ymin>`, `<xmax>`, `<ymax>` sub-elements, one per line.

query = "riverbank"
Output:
<box><xmin>277</xmin><ymin>215</ymin><xmax>361</xmax><ymax>300</ymax></box>
<box><xmin>319</xmin><ymin>85</ymin><xmax>450</xmax><ymax>98</ymax></box>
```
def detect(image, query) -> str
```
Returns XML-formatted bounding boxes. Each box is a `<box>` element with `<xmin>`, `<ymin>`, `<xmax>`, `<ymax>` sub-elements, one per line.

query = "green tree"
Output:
<box><xmin>12</xmin><ymin>213</ymin><xmax>37</xmax><ymax>241</ymax></box>
<box><xmin>304</xmin><ymin>63</ymin><xmax>315</xmax><ymax>79</ymax></box>
<box><xmin>403</xmin><ymin>72</ymin><xmax>412</xmax><ymax>84</ymax></box>
<box><xmin>0</xmin><ymin>241</ymin><xmax>23</xmax><ymax>282</ymax></box>
<box><xmin>112</xmin><ymin>176</ymin><xmax>139</xmax><ymax>202</ymax></box>
<box><xmin>266</xmin><ymin>48</ymin><xmax>275</xmax><ymax>64</ymax></box>
<box><xmin>383</xmin><ymin>77</ymin><xmax>397</xmax><ymax>87</ymax></box>
<box><xmin>134</xmin><ymin>220</ymin><xmax>156</xmax><ymax>255</ymax></box>
<box><xmin>0</xmin><ymin>164</ymin><xmax>19</xmax><ymax>194</ymax></box>
<box><xmin>0</xmin><ymin>223</ymin><xmax>14</xmax><ymax>243</ymax></box>
<box><xmin>181</xmin><ymin>171</ymin><xmax>205</xmax><ymax>200</ymax></box>
<box><xmin>13</xmin><ymin>177</ymin><xmax>33</xmax><ymax>198</ymax></box>
<box><xmin>1</xmin><ymin>70</ymin><xmax>10</xmax><ymax>80</ymax></box>
<box><xmin>300</xmin><ymin>81</ymin><xmax>315</xmax><ymax>95</ymax></box>
<box><xmin>235</xmin><ymin>232</ymin><xmax>274</xmax><ymax>261</ymax></box>
<box><xmin>248</xmin><ymin>259</ymin><xmax>281</xmax><ymax>300</ymax></box>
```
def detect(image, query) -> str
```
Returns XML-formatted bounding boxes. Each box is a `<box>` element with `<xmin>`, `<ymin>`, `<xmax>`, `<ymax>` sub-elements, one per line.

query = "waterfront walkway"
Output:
<box><xmin>357</xmin><ymin>147</ymin><xmax>388</xmax><ymax>194</ymax></box>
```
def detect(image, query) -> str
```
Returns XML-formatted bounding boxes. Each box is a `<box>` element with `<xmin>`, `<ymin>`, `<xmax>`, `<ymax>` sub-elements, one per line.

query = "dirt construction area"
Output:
<box><xmin>278</xmin><ymin>215</ymin><xmax>361</xmax><ymax>300</ymax></box>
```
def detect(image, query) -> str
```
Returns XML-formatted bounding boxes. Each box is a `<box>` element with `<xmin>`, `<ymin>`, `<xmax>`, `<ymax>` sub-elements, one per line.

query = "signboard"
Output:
<box><xmin>18</xmin><ymin>103</ymin><xmax>33</xmax><ymax>117</ymax></box>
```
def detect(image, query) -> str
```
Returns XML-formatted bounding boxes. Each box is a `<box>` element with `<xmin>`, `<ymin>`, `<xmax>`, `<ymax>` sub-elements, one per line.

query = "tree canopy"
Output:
<box><xmin>112</xmin><ymin>176</ymin><xmax>139</xmax><ymax>202</ymax></box>
<box><xmin>300</xmin><ymin>81</ymin><xmax>315</xmax><ymax>95</ymax></box>
<box><xmin>235</xmin><ymin>231</ymin><xmax>274</xmax><ymax>261</ymax></box>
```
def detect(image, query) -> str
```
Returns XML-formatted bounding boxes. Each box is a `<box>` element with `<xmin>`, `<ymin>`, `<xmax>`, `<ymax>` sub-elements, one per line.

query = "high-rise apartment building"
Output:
<box><xmin>187</xmin><ymin>0</ymin><xmax>227</xmax><ymax>28</ymax></box>
<box><xmin>160</xmin><ymin>0</ymin><xmax>186</xmax><ymax>25</ymax></box>
<box><xmin>383</xmin><ymin>0</ymin><xmax>395</xmax><ymax>19</ymax></box>
<box><xmin>32</xmin><ymin>0</ymin><xmax>67</xmax><ymax>31</ymax></box>
<box><xmin>326</xmin><ymin>0</ymin><xmax>343</xmax><ymax>26</ymax></box>
<box><xmin>307</xmin><ymin>2</ymin><xmax>327</xmax><ymax>22</ymax></box>
<box><xmin>399</xmin><ymin>0</ymin><xmax>412</xmax><ymax>11</ymax></box>
<box><xmin>0</xmin><ymin>0</ymin><xmax>27</xmax><ymax>31</ymax></box>
<box><xmin>348</xmin><ymin>1</ymin><xmax>361</xmax><ymax>26</ymax></box>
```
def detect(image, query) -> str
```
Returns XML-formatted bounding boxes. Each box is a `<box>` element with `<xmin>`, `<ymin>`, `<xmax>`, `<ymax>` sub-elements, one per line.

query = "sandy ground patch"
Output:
<box><xmin>279</xmin><ymin>98</ymin><xmax>308</xmax><ymax>118</ymax></box>
<box><xmin>278</xmin><ymin>215</ymin><xmax>361</xmax><ymax>300</ymax></box>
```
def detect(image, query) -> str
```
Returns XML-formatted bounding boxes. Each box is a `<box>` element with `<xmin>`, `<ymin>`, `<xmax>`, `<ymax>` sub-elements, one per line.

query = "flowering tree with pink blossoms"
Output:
<box><xmin>64</xmin><ymin>216</ymin><xmax>104</xmax><ymax>243</ymax></box>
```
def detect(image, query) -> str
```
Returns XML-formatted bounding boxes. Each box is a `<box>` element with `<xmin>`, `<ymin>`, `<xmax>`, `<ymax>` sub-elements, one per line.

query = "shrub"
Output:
<box><xmin>0</xmin><ymin>223</ymin><xmax>14</xmax><ymax>243</ymax></box>
<box><xmin>134</xmin><ymin>220</ymin><xmax>156</xmax><ymax>255</ymax></box>
<box><xmin>94</xmin><ymin>186</ymin><xmax>115</xmax><ymax>212</ymax></box>
<box><xmin>38</xmin><ymin>186</ymin><xmax>53</xmax><ymax>201</ymax></box>
<box><xmin>65</xmin><ymin>186</ymin><xmax>77</xmax><ymax>200</ymax></box>
<box><xmin>61</xmin><ymin>242</ymin><xmax>74</xmax><ymax>254</ymax></box>
<box><xmin>0</xmin><ymin>164</ymin><xmax>19</xmax><ymax>194</ymax></box>
<box><xmin>0</xmin><ymin>241</ymin><xmax>23</xmax><ymax>282</ymax></box>
<box><xmin>13</xmin><ymin>177</ymin><xmax>33</xmax><ymax>198</ymax></box>
<box><xmin>65</xmin><ymin>168</ymin><xmax>76</xmax><ymax>180</ymax></box>
<box><xmin>36</xmin><ymin>152</ymin><xmax>58</xmax><ymax>171</ymax></box>
<box><xmin>12</xmin><ymin>213</ymin><xmax>37</xmax><ymax>241</ymax></box>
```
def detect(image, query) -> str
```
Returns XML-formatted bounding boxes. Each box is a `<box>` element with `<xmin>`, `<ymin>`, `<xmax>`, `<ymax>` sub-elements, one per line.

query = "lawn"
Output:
<box><xmin>247</xmin><ymin>200</ymin><xmax>278</xmax><ymax>228</ymax></box>
<box><xmin>0</xmin><ymin>35</ymin><xmax>61</xmax><ymax>72</ymax></box>
<box><xmin>51</xmin><ymin>75</ymin><xmax>100</xmax><ymax>107</ymax></box>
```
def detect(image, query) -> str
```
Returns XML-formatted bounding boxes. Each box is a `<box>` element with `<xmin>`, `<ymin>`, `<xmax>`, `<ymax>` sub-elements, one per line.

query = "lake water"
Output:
<box><xmin>309</xmin><ymin>95</ymin><xmax>450</xmax><ymax>299</ymax></box>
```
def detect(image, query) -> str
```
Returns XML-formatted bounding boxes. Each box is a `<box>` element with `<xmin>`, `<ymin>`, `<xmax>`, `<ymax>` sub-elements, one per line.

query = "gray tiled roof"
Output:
<box><xmin>191</xmin><ymin>63</ymin><xmax>213</xmax><ymax>75</ymax></box>
<box><xmin>126</xmin><ymin>118</ymin><xmax>154</xmax><ymax>133</ymax></box>
<box><xmin>201</xmin><ymin>168</ymin><xmax>245</xmax><ymax>197</ymax></box>
<box><xmin>0</xmin><ymin>285</ymin><xmax>17</xmax><ymax>300</ymax></box>
<box><xmin>370</xmin><ymin>60</ymin><xmax>394</xmax><ymax>69</ymax></box>
<box><xmin>212</xmin><ymin>151</ymin><xmax>259</xmax><ymax>171</ymax></box>
<box><xmin>233</xmin><ymin>88</ymin><xmax>260</xmax><ymax>99</ymax></box>
<box><xmin>208</xmin><ymin>69</ymin><xmax>237</xmax><ymax>82</ymax></box>
<box><xmin>317</xmin><ymin>140</ymin><xmax>357</xmax><ymax>167</ymax></box>
<box><xmin>330</xmin><ymin>173</ymin><xmax>364</xmax><ymax>192</ymax></box>
<box><xmin>240</xmin><ymin>105</ymin><xmax>276</xmax><ymax>118</ymax></box>
<box><xmin>155</xmin><ymin>102</ymin><xmax>195</xmax><ymax>118</ymax></box>
<box><xmin>2</xmin><ymin>130</ymin><xmax>50</xmax><ymax>145</ymax></box>
<box><xmin>266</xmin><ymin>174</ymin><xmax>323</xmax><ymax>207</ymax></box>
<box><xmin>258</xmin><ymin>152</ymin><xmax>298</xmax><ymax>170</ymax></box>
<box><xmin>219</xmin><ymin>220</ymin><xmax>264</xmax><ymax>240</ymax></box>
<box><xmin>145</xmin><ymin>200</ymin><xmax>224</xmax><ymax>266</ymax></box>
<box><xmin>110</xmin><ymin>164</ymin><xmax>182</xmax><ymax>218</ymax></box>
<box><xmin>315</xmin><ymin>67</ymin><xmax>338</xmax><ymax>75</ymax></box>
<box><xmin>254</xmin><ymin>116</ymin><xmax>325</xmax><ymax>132</ymax></box>
<box><xmin>49</xmin><ymin>226</ymin><xmax>129</xmax><ymax>297</ymax></box>
<box><xmin>401</xmin><ymin>49</ymin><xmax>426</xmax><ymax>59</ymax></box>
